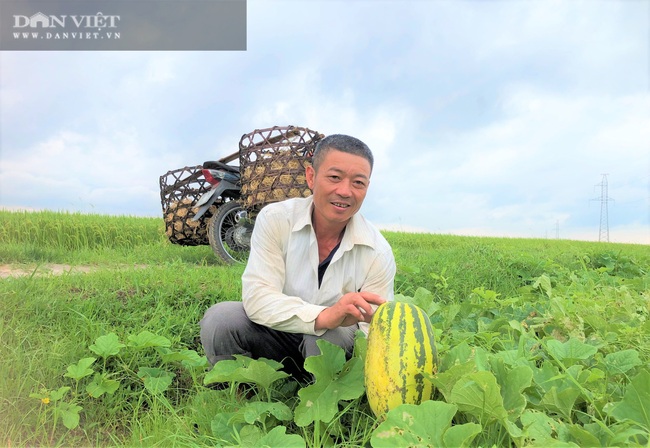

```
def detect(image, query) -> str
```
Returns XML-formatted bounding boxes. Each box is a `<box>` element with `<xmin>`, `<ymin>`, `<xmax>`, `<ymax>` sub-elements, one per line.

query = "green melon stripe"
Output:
<box><xmin>410</xmin><ymin>305</ymin><xmax>429</xmax><ymax>403</ymax></box>
<box><xmin>379</xmin><ymin>302</ymin><xmax>398</xmax><ymax>405</ymax></box>
<box><xmin>395</xmin><ymin>304</ymin><xmax>409</xmax><ymax>405</ymax></box>
<box><xmin>423</xmin><ymin>317</ymin><xmax>438</xmax><ymax>367</ymax></box>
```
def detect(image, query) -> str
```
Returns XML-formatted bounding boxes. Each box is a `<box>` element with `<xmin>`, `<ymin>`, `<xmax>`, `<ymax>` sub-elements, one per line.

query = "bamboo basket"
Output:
<box><xmin>158</xmin><ymin>165</ymin><xmax>216</xmax><ymax>245</ymax></box>
<box><xmin>239</xmin><ymin>126</ymin><xmax>323</xmax><ymax>212</ymax></box>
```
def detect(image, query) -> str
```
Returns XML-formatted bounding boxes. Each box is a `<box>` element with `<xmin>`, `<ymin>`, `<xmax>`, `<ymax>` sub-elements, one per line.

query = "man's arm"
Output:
<box><xmin>315</xmin><ymin>245</ymin><xmax>396</xmax><ymax>331</ymax></box>
<box><xmin>314</xmin><ymin>290</ymin><xmax>385</xmax><ymax>330</ymax></box>
<box><xmin>241</xmin><ymin>206</ymin><xmax>327</xmax><ymax>335</ymax></box>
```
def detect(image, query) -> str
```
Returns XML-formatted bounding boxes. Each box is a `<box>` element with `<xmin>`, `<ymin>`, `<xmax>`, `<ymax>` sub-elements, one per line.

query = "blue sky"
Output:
<box><xmin>1</xmin><ymin>0</ymin><xmax>648</xmax><ymax>244</ymax></box>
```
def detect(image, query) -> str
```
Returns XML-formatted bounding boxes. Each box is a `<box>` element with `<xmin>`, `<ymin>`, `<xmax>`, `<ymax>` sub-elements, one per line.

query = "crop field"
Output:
<box><xmin>1</xmin><ymin>209</ymin><xmax>648</xmax><ymax>447</ymax></box>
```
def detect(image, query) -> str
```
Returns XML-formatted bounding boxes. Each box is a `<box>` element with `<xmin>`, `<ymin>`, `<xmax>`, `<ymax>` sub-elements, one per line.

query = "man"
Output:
<box><xmin>200</xmin><ymin>134</ymin><xmax>396</xmax><ymax>379</ymax></box>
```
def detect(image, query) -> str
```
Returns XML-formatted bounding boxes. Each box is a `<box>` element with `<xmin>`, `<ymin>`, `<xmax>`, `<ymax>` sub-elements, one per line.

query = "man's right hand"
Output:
<box><xmin>314</xmin><ymin>291</ymin><xmax>386</xmax><ymax>331</ymax></box>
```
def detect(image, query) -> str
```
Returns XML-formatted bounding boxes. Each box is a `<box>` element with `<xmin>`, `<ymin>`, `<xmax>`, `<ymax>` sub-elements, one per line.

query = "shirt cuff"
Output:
<box><xmin>296</xmin><ymin>304</ymin><xmax>327</xmax><ymax>336</ymax></box>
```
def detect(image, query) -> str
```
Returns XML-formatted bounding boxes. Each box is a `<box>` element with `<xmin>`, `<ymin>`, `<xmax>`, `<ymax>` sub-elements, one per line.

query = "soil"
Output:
<box><xmin>0</xmin><ymin>264</ymin><xmax>98</xmax><ymax>278</ymax></box>
<box><xmin>0</xmin><ymin>264</ymin><xmax>146</xmax><ymax>279</ymax></box>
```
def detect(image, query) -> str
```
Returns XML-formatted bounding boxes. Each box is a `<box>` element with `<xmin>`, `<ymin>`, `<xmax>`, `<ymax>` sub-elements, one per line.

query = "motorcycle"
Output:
<box><xmin>192</xmin><ymin>154</ymin><xmax>252</xmax><ymax>265</ymax></box>
<box><xmin>183</xmin><ymin>125</ymin><xmax>322</xmax><ymax>265</ymax></box>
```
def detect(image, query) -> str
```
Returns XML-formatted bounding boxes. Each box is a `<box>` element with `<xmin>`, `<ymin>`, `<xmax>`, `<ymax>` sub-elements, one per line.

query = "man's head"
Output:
<box><xmin>311</xmin><ymin>134</ymin><xmax>374</xmax><ymax>175</ymax></box>
<box><xmin>306</xmin><ymin>134</ymin><xmax>374</xmax><ymax>230</ymax></box>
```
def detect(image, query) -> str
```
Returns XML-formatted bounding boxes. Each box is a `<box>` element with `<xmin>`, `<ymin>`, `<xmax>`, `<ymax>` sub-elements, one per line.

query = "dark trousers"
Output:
<box><xmin>199</xmin><ymin>301</ymin><xmax>357</xmax><ymax>379</ymax></box>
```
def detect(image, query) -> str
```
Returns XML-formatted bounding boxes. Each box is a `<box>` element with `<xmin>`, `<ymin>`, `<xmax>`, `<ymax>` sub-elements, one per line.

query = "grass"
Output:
<box><xmin>0</xmin><ymin>209</ymin><xmax>648</xmax><ymax>446</ymax></box>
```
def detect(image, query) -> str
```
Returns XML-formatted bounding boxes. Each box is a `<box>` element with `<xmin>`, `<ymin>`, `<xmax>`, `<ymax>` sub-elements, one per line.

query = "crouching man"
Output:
<box><xmin>200</xmin><ymin>134</ymin><xmax>396</xmax><ymax>379</ymax></box>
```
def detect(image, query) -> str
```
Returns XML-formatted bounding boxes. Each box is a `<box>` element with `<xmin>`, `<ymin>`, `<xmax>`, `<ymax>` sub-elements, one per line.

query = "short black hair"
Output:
<box><xmin>312</xmin><ymin>134</ymin><xmax>374</xmax><ymax>173</ymax></box>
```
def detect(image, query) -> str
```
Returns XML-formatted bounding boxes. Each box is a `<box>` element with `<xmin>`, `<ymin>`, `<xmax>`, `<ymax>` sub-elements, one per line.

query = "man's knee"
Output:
<box><xmin>300</xmin><ymin>326</ymin><xmax>357</xmax><ymax>359</ymax></box>
<box><xmin>200</xmin><ymin>301</ymin><xmax>251</xmax><ymax>365</ymax></box>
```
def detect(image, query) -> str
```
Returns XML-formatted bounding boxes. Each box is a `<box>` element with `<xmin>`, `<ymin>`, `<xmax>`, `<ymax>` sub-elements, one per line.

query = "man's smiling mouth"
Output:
<box><xmin>332</xmin><ymin>202</ymin><xmax>350</xmax><ymax>208</ymax></box>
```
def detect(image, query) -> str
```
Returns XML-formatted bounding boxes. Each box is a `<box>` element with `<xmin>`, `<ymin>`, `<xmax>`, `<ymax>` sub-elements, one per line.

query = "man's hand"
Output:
<box><xmin>314</xmin><ymin>291</ymin><xmax>386</xmax><ymax>331</ymax></box>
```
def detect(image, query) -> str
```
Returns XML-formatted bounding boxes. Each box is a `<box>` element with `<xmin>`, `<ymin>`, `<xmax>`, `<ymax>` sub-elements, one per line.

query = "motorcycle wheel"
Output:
<box><xmin>207</xmin><ymin>200</ymin><xmax>250</xmax><ymax>265</ymax></box>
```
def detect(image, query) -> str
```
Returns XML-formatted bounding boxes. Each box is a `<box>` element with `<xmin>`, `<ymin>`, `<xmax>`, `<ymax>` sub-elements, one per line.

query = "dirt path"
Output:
<box><xmin>0</xmin><ymin>264</ymin><xmax>144</xmax><ymax>279</ymax></box>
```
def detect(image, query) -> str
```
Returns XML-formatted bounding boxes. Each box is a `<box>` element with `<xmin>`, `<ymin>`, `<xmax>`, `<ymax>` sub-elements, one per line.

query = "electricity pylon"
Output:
<box><xmin>593</xmin><ymin>174</ymin><xmax>614</xmax><ymax>242</ymax></box>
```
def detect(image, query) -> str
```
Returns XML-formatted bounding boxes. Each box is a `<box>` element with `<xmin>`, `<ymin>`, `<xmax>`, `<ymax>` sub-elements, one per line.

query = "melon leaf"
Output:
<box><xmin>255</xmin><ymin>426</ymin><xmax>306</xmax><ymax>447</ymax></box>
<box><xmin>127</xmin><ymin>331</ymin><xmax>171</xmax><ymax>349</ymax></box>
<box><xmin>491</xmin><ymin>358</ymin><xmax>533</xmax><ymax>421</ymax></box>
<box><xmin>605</xmin><ymin>369</ymin><xmax>650</xmax><ymax>432</ymax></box>
<box><xmin>294</xmin><ymin>340</ymin><xmax>365</xmax><ymax>427</ymax></box>
<box><xmin>64</xmin><ymin>357</ymin><xmax>96</xmax><ymax>381</ymax></box>
<box><xmin>89</xmin><ymin>333</ymin><xmax>125</xmax><ymax>358</ymax></box>
<box><xmin>603</xmin><ymin>349</ymin><xmax>642</xmax><ymax>376</ymax></box>
<box><xmin>203</xmin><ymin>355</ymin><xmax>289</xmax><ymax>390</ymax></box>
<box><xmin>546</xmin><ymin>338</ymin><xmax>598</xmax><ymax>364</ymax></box>
<box><xmin>371</xmin><ymin>401</ymin><xmax>481</xmax><ymax>447</ymax></box>
<box><xmin>450</xmin><ymin>370</ymin><xmax>508</xmax><ymax>424</ymax></box>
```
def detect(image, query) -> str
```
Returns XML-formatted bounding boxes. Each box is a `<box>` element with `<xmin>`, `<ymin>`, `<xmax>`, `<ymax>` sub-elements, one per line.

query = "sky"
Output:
<box><xmin>1</xmin><ymin>0</ymin><xmax>649</xmax><ymax>245</ymax></box>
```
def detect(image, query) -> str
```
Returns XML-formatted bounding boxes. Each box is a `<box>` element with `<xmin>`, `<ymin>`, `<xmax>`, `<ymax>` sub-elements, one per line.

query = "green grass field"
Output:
<box><xmin>1</xmin><ymin>210</ymin><xmax>648</xmax><ymax>447</ymax></box>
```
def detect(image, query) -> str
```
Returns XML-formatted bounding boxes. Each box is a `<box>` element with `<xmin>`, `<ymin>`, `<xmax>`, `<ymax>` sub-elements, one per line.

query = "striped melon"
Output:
<box><xmin>364</xmin><ymin>301</ymin><xmax>438</xmax><ymax>417</ymax></box>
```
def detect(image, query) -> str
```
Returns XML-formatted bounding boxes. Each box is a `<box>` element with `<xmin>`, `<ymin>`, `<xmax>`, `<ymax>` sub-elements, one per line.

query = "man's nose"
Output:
<box><xmin>335</xmin><ymin>179</ymin><xmax>352</xmax><ymax>197</ymax></box>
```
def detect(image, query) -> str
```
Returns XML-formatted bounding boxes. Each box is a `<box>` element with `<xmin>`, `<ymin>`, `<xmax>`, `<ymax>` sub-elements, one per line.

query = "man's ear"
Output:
<box><xmin>305</xmin><ymin>164</ymin><xmax>315</xmax><ymax>190</ymax></box>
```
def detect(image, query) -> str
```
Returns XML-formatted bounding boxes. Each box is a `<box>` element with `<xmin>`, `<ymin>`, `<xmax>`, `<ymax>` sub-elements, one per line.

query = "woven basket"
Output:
<box><xmin>159</xmin><ymin>165</ymin><xmax>217</xmax><ymax>245</ymax></box>
<box><xmin>239</xmin><ymin>126</ymin><xmax>323</xmax><ymax>211</ymax></box>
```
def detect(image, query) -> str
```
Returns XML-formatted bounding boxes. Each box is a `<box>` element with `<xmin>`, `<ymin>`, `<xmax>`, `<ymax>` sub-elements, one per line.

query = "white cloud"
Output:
<box><xmin>0</xmin><ymin>0</ymin><xmax>647</xmax><ymax>244</ymax></box>
<box><xmin>0</xmin><ymin>129</ymin><xmax>181</xmax><ymax>215</ymax></box>
<box><xmin>368</xmin><ymin>85</ymin><xmax>649</xmax><ymax>241</ymax></box>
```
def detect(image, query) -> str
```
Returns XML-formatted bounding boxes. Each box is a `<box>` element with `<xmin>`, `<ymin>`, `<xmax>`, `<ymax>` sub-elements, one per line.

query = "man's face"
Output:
<box><xmin>306</xmin><ymin>149</ymin><xmax>371</xmax><ymax>228</ymax></box>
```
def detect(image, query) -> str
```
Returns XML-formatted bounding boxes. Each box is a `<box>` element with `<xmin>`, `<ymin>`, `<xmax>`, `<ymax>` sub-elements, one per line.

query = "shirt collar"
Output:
<box><xmin>291</xmin><ymin>196</ymin><xmax>376</xmax><ymax>251</ymax></box>
<box><xmin>292</xmin><ymin>196</ymin><xmax>314</xmax><ymax>233</ymax></box>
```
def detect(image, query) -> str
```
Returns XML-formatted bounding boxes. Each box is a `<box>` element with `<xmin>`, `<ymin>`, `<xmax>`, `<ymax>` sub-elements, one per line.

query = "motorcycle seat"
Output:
<box><xmin>203</xmin><ymin>161</ymin><xmax>240</xmax><ymax>174</ymax></box>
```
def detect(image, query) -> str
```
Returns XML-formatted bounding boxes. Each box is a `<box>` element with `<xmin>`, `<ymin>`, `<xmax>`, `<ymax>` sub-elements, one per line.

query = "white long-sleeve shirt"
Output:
<box><xmin>242</xmin><ymin>196</ymin><xmax>396</xmax><ymax>336</ymax></box>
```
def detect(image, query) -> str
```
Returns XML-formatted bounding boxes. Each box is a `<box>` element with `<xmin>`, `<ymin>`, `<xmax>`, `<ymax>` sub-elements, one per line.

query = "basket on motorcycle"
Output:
<box><xmin>239</xmin><ymin>125</ymin><xmax>324</xmax><ymax>211</ymax></box>
<box><xmin>158</xmin><ymin>165</ymin><xmax>214</xmax><ymax>246</ymax></box>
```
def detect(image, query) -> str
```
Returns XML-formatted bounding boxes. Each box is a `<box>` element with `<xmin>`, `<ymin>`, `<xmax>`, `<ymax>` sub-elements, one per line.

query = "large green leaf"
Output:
<box><xmin>137</xmin><ymin>367</ymin><xmax>175</xmax><ymax>394</ymax></box>
<box><xmin>255</xmin><ymin>426</ymin><xmax>305</xmax><ymax>447</ymax></box>
<box><xmin>491</xmin><ymin>358</ymin><xmax>533</xmax><ymax>421</ymax></box>
<box><xmin>235</xmin><ymin>401</ymin><xmax>293</xmax><ymax>425</ymax></box>
<box><xmin>203</xmin><ymin>355</ymin><xmax>289</xmax><ymax>389</ymax></box>
<box><xmin>439</xmin><ymin>342</ymin><xmax>475</xmax><ymax>371</ymax></box>
<box><xmin>540</xmin><ymin>386</ymin><xmax>580</xmax><ymax>421</ymax></box>
<box><xmin>546</xmin><ymin>338</ymin><xmax>598</xmax><ymax>364</ymax></box>
<box><xmin>86</xmin><ymin>373</ymin><xmax>120</xmax><ymax>398</ymax></box>
<box><xmin>521</xmin><ymin>409</ymin><xmax>558</xmax><ymax>443</ymax></box>
<box><xmin>532</xmin><ymin>360</ymin><xmax>562</xmax><ymax>395</ymax></box>
<box><xmin>64</xmin><ymin>357</ymin><xmax>96</xmax><ymax>381</ymax></box>
<box><xmin>293</xmin><ymin>340</ymin><xmax>364</xmax><ymax>427</ymax></box>
<box><xmin>157</xmin><ymin>347</ymin><xmax>209</xmax><ymax>368</ymax></box>
<box><xmin>565</xmin><ymin>423</ymin><xmax>601</xmax><ymax>446</ymax></box>
<box><xmin>353</xmin><ymin>329</ymin><xmax>367</xmax><ymax>359</ymax></box>
<box><xmin>89</xmin><ymin>333</ymin><xmax>125</xmax><ymax>358</ymax></box>
<box><xmin>606</xmin><ymin>369</ymin><xmax>650</xmax><ymax>432</ymax></box>
<box><xmin>443</xmin><ymin>422</ymin><xmax>484</xmax><ymax>448</ymax></box>
<box><xmin>30</xmin><ymin>386</ymin><xmax>69</xmax><ymax>404</ymax></box>
<box><xmin>530</xmin><ymin>360</ymin><xmax>582</xmax><ymax>416</ymax></box>
<box><xmin>533</xmin><ymin>274</ymin><xmax>553</xmax><ymax>298</ymax></box>
<box><xmin>371</xmin><ymin>401</ymin><xmax>481</xmax><ymax>448</ymax></box>
<box><xmin>56</xmin><ymin>401</ymin><xmax>82</xmax><ymax>430</ymax></box>
<box><xmin>211</xmin><ymin>412</ymin><xmax>240</xmax><ymax>444</ymax></box>
<box><xmin>603</xmin><ymin>349</ymin><xmax>642</xmax><ymax>376</ymax></box>
<box><xmin>127</xmin><ymin>331</ymin><xmax>171</xmax><ymax>349</ymax></box>
<box><xmin>50</xmin><ymin>386</ymin><xmax>70</xmax><ymax>402</ymax></box>
<box><xmin>424</xmin><ymin>361</ymin><xmax>476</xmax><ymax>402</ymax></box>
<box><xmin>449</xmin><ymin>371</ymin><xmax>508</xmax><ymax>425</ymax></box>
<box><xmin>409</xmin><ymin>287</ymin><xmax>442</xmax><ymax>317</ymax></box>
<box><xmin>239</xmin><ymin>425</ymin><xmax>263</xmax><ymax>446</ymax></box>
